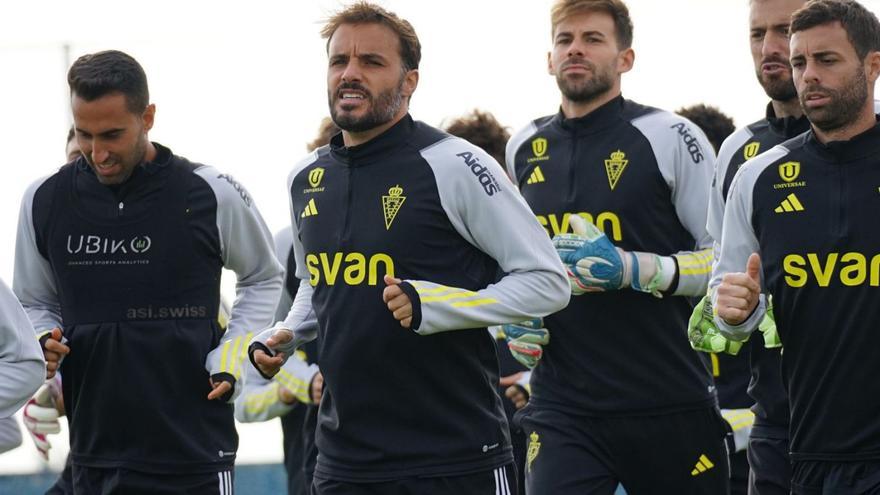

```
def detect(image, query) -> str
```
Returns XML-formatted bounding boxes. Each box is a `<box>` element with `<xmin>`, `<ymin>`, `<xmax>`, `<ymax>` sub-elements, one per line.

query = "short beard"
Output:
<box><xmin>556</xmin><ymin>61</ymin><xmax>615</xmax><ymax>104</ymax></box>
<box><xmin>329</xmin><ymin>76</ymin><xmax>405</xmax><ymax>133</ymax></box>
<box><xmin>758</xmin><ymin>71</ymin><xmax>798</xmax><ymax>102</ymax></box>
<box><xmin>800</xmin><ymin>66</ymin><xmax>868</xmax><ymax>133</ymax></box>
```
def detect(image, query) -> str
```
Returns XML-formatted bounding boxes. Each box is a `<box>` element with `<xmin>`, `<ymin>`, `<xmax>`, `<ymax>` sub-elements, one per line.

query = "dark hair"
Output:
<box><xmin>66</xmin><ymin>125</ymin><xmax>75</xmax><ymax>145</ymax></box>
<box><xmin>551</xmin><ymin>0</ymin><xmax>634</xmax><ymax>49</ymax></box>
<box><xmin>307</xmin><ymin>117</ymin><xmax>341</xmax><ymax>152</ymax></box>
<box><xmin>444</xmin><ymin>110</ymin><xmax>510</xmax><ymax>165</ymax></box>
<box><xmin>791</xmin><ymin>0</ymin><xmax>880</xmax><ymax>59</ymax></box>
<box><xmin>676</xmin><ymin>104</ymin><xmax>735</xmax><ymax>153</ymax></box>
<box><xmin>67</xmin><ymin>50</ymin><xmax>149</xmax><ymax>113</ymax></box>
<box><xmin>321</xmin><ymin>1</ymin><xmax>421</xmax><ymax>71</ymax></box>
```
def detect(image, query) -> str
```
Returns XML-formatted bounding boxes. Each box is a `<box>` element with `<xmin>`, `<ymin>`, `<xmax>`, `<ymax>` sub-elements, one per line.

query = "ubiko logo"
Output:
<box><xmin>67</xmin><ymin>235</ymin><xmax>152</xmax><ymax>255</ymax></box>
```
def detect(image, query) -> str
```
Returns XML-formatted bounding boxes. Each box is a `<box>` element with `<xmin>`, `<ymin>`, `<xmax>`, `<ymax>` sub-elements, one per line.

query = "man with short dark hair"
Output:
<box><xmin>688</xmin><ymin>1</ymin><xmax>810</xmax><ymax>494</ymax></box>
<box><xmin>250</xmin><ymin>2</ymin><xmax>569</xmax><ymax>494</ymax></box>
<box><xmin>713</xmin><ymin>1</ymin><xmax>880</xmax><ymax>492</ymax></box>
<box><xmin>14</xmin><ymin>49</ymin><xmax>283</xmax><ymax>494</ymax></box>
<box><xmin>506</xmin><ymin>0</ymin><xmax>729</xmax><ymax>493</ymax></box>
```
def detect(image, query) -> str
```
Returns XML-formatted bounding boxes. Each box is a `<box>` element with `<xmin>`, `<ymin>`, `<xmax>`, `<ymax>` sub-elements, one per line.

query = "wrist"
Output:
<box><xmin>277</xmin><ymin>384</ymin><xmax>297</xmax><ymax>405</ymax></box>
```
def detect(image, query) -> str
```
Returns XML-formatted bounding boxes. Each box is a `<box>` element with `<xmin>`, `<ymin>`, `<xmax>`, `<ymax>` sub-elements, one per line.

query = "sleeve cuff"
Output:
<box><xmin>397</xmin><ymin>281</ymin><xmax>422</xmax><ymax>331</ymax></box>
<box><xmin>715</xmin><ymin>294</ymin><xmax>766</xmax><ymax>341</ymax></box>
<box><xmin>247</xmin><ymin>341</ymin><xmax>275</xmax><ymax>380</ymax></box>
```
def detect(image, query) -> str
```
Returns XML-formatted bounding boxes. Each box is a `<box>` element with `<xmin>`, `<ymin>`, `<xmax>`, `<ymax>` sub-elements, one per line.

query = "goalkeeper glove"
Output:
<box><xmin>553</xmin><ymin>215</ymin><xmax>673</xmax><ymax>296</ymax></box>
<box><xmin>23</xmin><ymin>377</ymin><xmax>63</xmax><ymax>460</ymax></box>
<box><xmin>502</xmin><ymin>319</ymin><xmax>549</xmax><ymax>369</ymax></box>
<box><xmin>688</xmin><ymin>295</ymin><xmax>744</xmax><ymax>355</ymax></box>
<box><xmin>759</xmin><ymin>296</ymin><xmax>780</xmax><ymax>348</ymax></box>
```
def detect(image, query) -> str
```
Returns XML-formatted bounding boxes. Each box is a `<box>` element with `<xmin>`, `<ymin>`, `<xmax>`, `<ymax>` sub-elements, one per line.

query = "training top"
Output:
<box><xmin>507</xmin><ymin>96</ymin><xmax>716</xmax><ymax>415</ymax></box>
<box><xmin>714</xmin><ymin>120</ymin><xmax>880</xmax><ymax>461</ymax></box>
<box><xmin>267</xmin><ymin>114</ymin><xmax>569</xmax><ymax>482</ymax></box>
<box><xmin>707</xmin><ymin>104</ymin><xmax>810</xmax><ymax>433</ymax></box>
<box><xmin>236</xmin><ymin>226</ymin><xmax>319</xmax><ymax>423</ymax></box>
<box><xmin>0</xmin><ymin>277</ymin><xmax>44</xmax><ymax>418</ymax></box>
<box><xmin>13</xmin><ymin>144</ymin><xmax>283</xmax><ymax>473</ymax></box>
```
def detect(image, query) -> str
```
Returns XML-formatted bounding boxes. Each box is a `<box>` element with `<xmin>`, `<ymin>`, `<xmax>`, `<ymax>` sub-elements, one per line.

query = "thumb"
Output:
<box><xmin>746</xmin><ymin>253</ymin><xmax>761</xmax><ymax>282</ymax></box>
<box><xmin>568</xmin><ymin>214</ymin><xmax>588</xmax><ymax>237</ymax></box>
<box><xmin>384</xmin><ymin>274</ymin><xmax>401</xmax><ymax>286</ymax></box>
<box><xmin>50</xmin><ymin>327</ymin><xmax>63</xmax><ymax>341</ymax></box>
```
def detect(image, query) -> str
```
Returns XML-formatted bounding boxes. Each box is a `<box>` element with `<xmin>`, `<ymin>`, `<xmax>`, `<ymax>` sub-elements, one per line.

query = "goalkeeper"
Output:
<box><xmin>505</xmin><ymin>18</ymin><xmax>727</xmax><ymax>486</ymax></box>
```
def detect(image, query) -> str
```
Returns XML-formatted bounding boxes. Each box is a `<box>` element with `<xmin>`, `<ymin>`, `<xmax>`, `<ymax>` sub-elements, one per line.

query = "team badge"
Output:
<box><xmin>526</xmin><ymin>431</ymin><xmax>541</xmax><ymax>472</ymax></box>
<box><xmin>778</xmin><ymin>161</ymin><xmax>800</xmax><ymax>182</ymax></box>
<box><xmin>308</xmin><ymin>167</ymin><xmax>325</xmax><ymax>188</ymax></box>
<box><xmin>604</xmin><ymin>150</ymin><xmax>629</xmax><ymax>190</ymax></box>
<box><xmin>532</xmin><ymin>138</ymin><xmax>548</xmax><ymax>158</ymax></box>
<box><xmin>382</xmin><ymin>185</ymin><xmax>406</xmax><ymax>230</ymax></box>
<box><xmin>743</xmin><ymin>142</ymin><xmax>761</xmax><ymax>160</ymax></box>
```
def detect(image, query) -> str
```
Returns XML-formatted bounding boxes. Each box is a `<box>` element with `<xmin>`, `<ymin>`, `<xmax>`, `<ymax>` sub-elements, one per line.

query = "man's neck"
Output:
<box><xmin>813</xmin><ymin>103</ymin><xmax>877</xmax><ymax>144</ymax></box>
<box><xmin>342</xmin><ymin>109</ymin><xmax>408</xmax><ymax>148</ymax></box>
<box><xmin>144</xmin><ymin>141</ymin><xmax>157</xmax><ymax>163</ymax></box>
<box><xmin>560</xmin><ymin>90</ymin><xmax>621</xmax><ymax>120</ymax></box>
<box><xmin>770</xmin><ymin>98</ymin><xmax>803</xmax><ymax>120</ymax></box>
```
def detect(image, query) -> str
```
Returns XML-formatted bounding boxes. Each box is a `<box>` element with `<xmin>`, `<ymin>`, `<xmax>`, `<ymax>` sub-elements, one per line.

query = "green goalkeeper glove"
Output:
<box><xmin>759</xmin><ymin>296</ymin><xmax>780</xmax><ymax>348</ymax></box>
<box><xmin>688</xmin><ymin>295</ymin><xmax>744</xmax><ymax>355</ymax></box>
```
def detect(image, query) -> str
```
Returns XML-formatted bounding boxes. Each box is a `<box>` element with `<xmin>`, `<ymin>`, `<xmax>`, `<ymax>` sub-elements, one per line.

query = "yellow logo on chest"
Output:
<box><xmin>604</xmin><ymin>150</ymin><xmax>629</xmax><ymax>190</ymax></box>
<box><xmin>381</xmin><ymin>185</ymin><xmax>406</xmax><ymax>230</ymax></box>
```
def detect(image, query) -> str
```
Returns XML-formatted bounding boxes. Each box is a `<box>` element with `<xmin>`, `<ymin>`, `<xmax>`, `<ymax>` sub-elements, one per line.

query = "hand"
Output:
<box><xmin>688</xmin><ymin>295</ymin><xmax>744</xmax><ymax>355</ymax></box>
<box><xmin>252</xmin><ymin>329</ymin><xmax>290</xmax><ymax>379</ymax></box>
<box><xmin>277</xmin><ymin>385</ymin><xmax>297</xmax><ymax>405</ymax></box>
<box><xmin>41</xmin><ymin>328</ymin><xmax>70</xmax><ymax>379</ymax></box>
<box><xmin>23</xmin><ymin>380</ymin><xmax>63</xmax><ymax>460</ymax></box>
<box><xmin>310</xmin><ymin>372</ymin><xmax>324</xmax><ymax>405</ymax></box>
<box><xmin>716</xmin><ymin>253</ymin><xmax>762</xmax><ymax>326</ymax></box>
<box><xmin>553</xmin><ymin>215</ymin><xmax>627</xmax><ymax>294</ymax></box>
<box><xmin>207</xmin><ymin>373</ymin><xmax>235</xmax><ymax>401</ymax></box>
<box><xmin>382</xmin><ymin>275</ymin><xmax>412</xmax><ymax>328</ymax></box>
<box><xmin>503</xmin><ymin>319</ymin><xmax>549</xmax><ymax>369</ymax></box>
<box><xmin>499</xmin><ymin>372</ymin><xmax>524</xmax><ymax>388</ymax></box>
<box><xmin>505</xmin><ymin>385</ymin><xmax>529</xmax><ymax>410</ymax></box>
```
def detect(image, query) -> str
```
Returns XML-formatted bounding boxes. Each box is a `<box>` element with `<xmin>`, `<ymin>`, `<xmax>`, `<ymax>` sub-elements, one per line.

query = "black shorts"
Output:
<box><xmin>311</xmin><ymin>464</ymin><xmax>517</xmax><ymax>495</ymax></box>
<box><xmin>46</xmin><ymin>456</ymin><xmax>73</xmax><ymax>495</ymax></box>
<box><xmin>729</xmin><ymin>450</ymin><xmax>748</xmax><ymax>495</ymax></box>
<box><xmin>747</xmin><ymin>433</ymin><xmax>790</xmax><ymax>495</ymax></box>
<box><xmin>70</xmin><ymin>464</ymin><xmax>234</xmax><ymax>495</ymax></box>
<box><xmin>792</xmin><ymin>460</ymin><xmax>880</xmax><ymax>495</ymax></box>
<box><xmin>515</xmin><ymin>405</ymin><xmax>729</xmax><ymax>495</ymax></box>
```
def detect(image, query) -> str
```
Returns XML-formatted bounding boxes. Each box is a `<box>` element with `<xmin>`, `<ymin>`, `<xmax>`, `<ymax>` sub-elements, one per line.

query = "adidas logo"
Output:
<box><xmin>691</xmin><ymin>454</ymin><xmax>715</xmax><ymax>476</ymax></box>
<box><xmin>301</xmin><ymin>198</ymin><xmax>318</xmax><ymax>217</ymax></box>
<box><xmin>774</xmin><ymin>193</ymin><xmax>804</xmax><ymax>213</ymax></box>
<box><xmin>526</xmin><ymin>166</ymin><xmax>545</xmax><ymax>184</ymax></box>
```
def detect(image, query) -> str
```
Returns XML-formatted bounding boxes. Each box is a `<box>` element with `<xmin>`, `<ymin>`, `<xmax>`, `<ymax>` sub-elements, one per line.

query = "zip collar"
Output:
<box><xmin>330</xmin><ymin>115</ymin><xmax>416</xmax><ymax>166</ymax></box>
<box><xmin>551</xmin><ymin>95</ymin><xmax>625</xmax><ymax>135</ymax></box>
<box><xmin>805</xmin><ymin>117</ymin><xmax>880</xmax><ymax>162</ymax></box>
<box><xmin>765</xmin><ymin>103</ymin><xmax>811</xmax><ymax>140</ymax></box>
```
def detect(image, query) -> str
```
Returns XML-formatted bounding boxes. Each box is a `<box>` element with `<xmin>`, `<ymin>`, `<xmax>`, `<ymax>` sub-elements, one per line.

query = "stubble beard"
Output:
<box><xmin>800</xmin><ymin>66</ymin><xmax>868</xmax><ymax>133</ymax></box>
<box><xmin>330</xmin><ymin>77</ymin><xmax>405</xmax><ymax>134</ymax></box>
